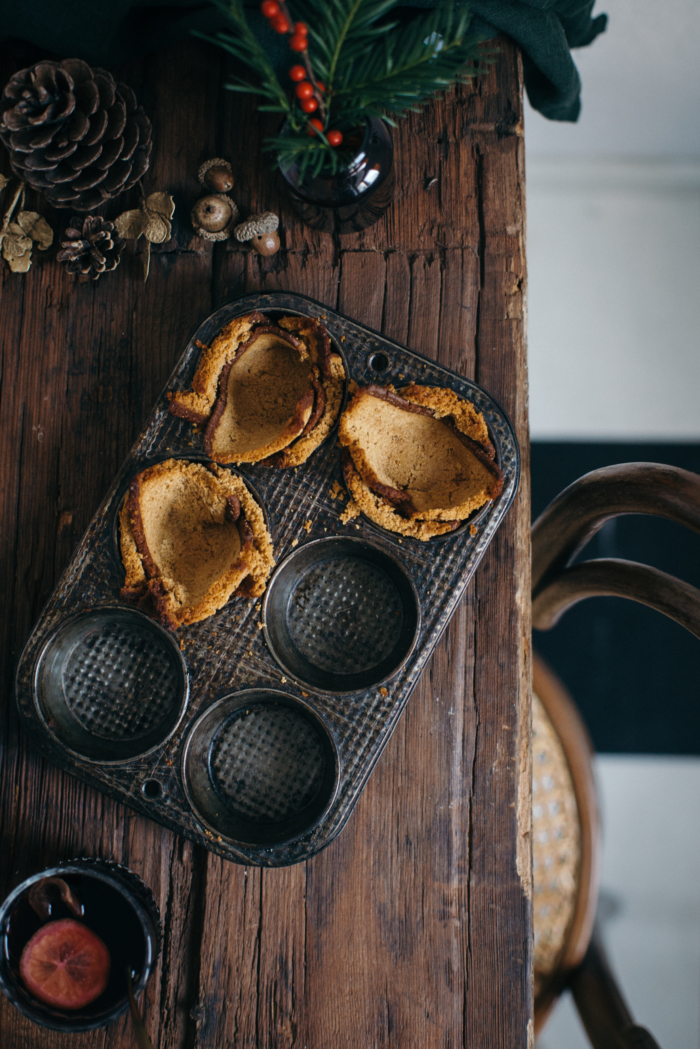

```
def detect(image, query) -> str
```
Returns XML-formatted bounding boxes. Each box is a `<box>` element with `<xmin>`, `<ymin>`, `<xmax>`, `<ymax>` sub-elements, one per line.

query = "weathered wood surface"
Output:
<box><xmin>0</xmin><ymin>36</ymin><xmax>531</xmax><ymax>1048</ymax></box>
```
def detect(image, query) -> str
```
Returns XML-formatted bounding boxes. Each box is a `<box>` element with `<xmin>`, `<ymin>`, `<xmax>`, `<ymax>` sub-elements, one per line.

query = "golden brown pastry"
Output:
<box><xmin>338</xmin><ymin>383</ymin><xmax>503</xmax><ymax>540</ymax></box>
<box><xmin>168</xmin><ymin>312</ymin><xmax>344</xmax><ymax>467</ymax></box>
<box><xmin>119</xmin><ymin>458</ymin><xmax>274</xmax><ymax>629</ymax></box>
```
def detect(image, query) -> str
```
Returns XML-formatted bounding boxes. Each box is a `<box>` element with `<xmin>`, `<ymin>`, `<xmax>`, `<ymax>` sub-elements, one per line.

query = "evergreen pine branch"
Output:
<box><xmin>264</xmin><ymin>132</ymin><xmax>345</xmax><ymax>179</ymax></box>
<box><xmin>206</xmin><ymin>0</ymin><xmax>495</xmax><ymax>176</ymax></box>
<box><xmin>197</xmin><ymin>0</ymin><xmax>292</xmax><ymax>115</ymax></box>
<box><xmin>294</xmin><ymin>0</ymin><xmax>399</xmax><ymax>84</ymax></box>
<box><xmin>333</xmin><ymin>3</ymin><xmax>488</xmax><ymax>103</ymax></box>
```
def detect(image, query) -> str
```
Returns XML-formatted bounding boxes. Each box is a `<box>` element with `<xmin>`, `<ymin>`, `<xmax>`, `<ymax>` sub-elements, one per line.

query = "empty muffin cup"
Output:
<box><xmin>183</xmin><ymin>690</ymin><xmax>338</xmax><ymax>847</ymax></box>
<box><xmin>263</xmin><ymin>536</ymin><xmax>420</xmax><ymax>693</ymax></box>
<box><xmin>34</xmin><ymin>608</ymin><xmax>188</xmax><ymax>763</ymax></box>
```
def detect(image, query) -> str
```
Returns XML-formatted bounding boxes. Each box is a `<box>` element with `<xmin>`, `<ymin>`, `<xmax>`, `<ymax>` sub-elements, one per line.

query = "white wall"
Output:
<box><xmin>526</xmin><ymin>0</ymin><xmax>700</xmax><ymax>441</ymax></box>
<box><xmin>525</xmin><ymin>0</ymin><xmax>700</xmax><ymax>159</ymax></box>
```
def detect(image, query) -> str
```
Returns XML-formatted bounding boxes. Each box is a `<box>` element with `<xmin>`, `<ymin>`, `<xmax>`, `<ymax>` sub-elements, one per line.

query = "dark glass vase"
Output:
<box><xmin>280</xmin><ymin>117</ymin><xmax>394</xmax><ymax>234</ymax></box>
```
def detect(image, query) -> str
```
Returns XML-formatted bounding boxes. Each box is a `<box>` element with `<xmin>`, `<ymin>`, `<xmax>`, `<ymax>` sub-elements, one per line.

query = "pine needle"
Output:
<box><xmin>204</xmin><ymin>0</ymin><xmax>494</xmax><ymax>176</ymax></box>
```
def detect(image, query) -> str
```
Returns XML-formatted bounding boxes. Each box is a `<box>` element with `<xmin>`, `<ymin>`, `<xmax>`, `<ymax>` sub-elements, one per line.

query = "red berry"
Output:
<box><xmin>301</xmin><ymin>97</ymin><xmax>318</xmax><ymax>113</ymax></box>
<box><xmin>316</xmin><ymin>81</ymin><xmax>326</xmax><ymax>92</ymax></box>
<box><xmin>20</xmin><ymin>919</ymin><xmax>111</xmax><ymax>1010</ymax></box>
<box><xmin>295</xmin><ymin>81</ymin><xmax>314</xmax><ymax>100</ymax></box>
<box><xmin>307</xmin><ymin>118</ymin><xmax>324</xmax><ymax>136</ymax></box>
<box><xmin>289</xmin><ymin>64</ymin><xmax>306</xmax><ymax>81</ymax></box>
<box><xmin>327</xmin><ymin>130</ymin><xmax>343</xmax><ymax>147</ymax></box>
<box><xmin>289</xmin><ymin>33</ymin><xmax>308</xmax><ymax>51</ymax></box>
<box><xmin>271</xmin><ymin>14</ymin><xmax>290</xmax><ymax>32</ymax></box>
<box><xmin>261</xmin><ymin>0</ymin><xmax>280</xmax><ymax>16</ymax></box>
<box><xmin>294</xmin><ymin>22</ymin><xmax>308</xmax><ymax>34</ymax></box>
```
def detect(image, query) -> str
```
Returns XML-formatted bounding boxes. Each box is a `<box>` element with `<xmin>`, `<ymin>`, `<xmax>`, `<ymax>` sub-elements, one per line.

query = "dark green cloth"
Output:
<box><xmin>0</xmin><ymin>0</ymin><xmax>606</xmax><ymax>121</ymax></box>
<box><xmin>469</xmin><ymin>0</ymin><xmax>608</xmax><ymax>120</ymax></box>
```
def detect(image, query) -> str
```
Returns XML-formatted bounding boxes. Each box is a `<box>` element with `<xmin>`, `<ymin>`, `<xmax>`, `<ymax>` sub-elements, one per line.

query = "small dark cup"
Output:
<box><xmin>0</xmin><ymin>858</ymin><xmax>161</xmax><ymax>1032</ymax></box>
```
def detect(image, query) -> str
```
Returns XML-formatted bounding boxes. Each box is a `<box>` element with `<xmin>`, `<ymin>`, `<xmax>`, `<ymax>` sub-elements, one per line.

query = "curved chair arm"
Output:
<box><xmin>570</xmin><ymin>932</ymin><xmax>661</xmax><ymax>1049</ymax></box>
<box><xmin>532</xmin><ymin>558</ymin><xmax>700</xmax><ymax>639</ymax></box>
<box><xmin>532</xmin><ymin>464</ymin><xmax>700</xmax><ymax>593</ymax></box>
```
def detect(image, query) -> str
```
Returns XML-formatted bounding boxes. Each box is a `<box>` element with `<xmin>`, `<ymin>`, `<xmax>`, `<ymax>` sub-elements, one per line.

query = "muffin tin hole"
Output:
<box><xmin>183</xmin><ymin>690</ymin><xmax>338</xmax><ymax>847</ymax></box>
<box><xmin>368</xmin><ymin>351</ymin><xmax>390</xmax><ymax>372</ymax></box>
<box><xmin>35</xmin><ymin>609</ymin><xmax>188</xmax><ymax>763</ymax></box>
<box><xmin>263</xmin><ymin>537</ymin><xmax>420</xmax><ymax>693</ymax></box>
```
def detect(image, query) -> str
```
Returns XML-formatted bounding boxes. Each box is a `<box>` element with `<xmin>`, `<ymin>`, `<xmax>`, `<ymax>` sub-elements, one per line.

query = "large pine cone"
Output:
<box><xmin>0</xmin><ymin>58</ymin><xmax>152</xmax><ymax>211</ymax></box>
<box><xmin>57</xmin><ymin>216</ymin><xmax>125</xmax><ymax>278</ymax></box>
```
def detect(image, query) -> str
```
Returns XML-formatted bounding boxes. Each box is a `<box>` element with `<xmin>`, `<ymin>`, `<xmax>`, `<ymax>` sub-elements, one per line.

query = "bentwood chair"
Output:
<box><xmin>530</xmin><ymin>463</ymin><xmax>700</xmax><ymax>1049</ymax></box>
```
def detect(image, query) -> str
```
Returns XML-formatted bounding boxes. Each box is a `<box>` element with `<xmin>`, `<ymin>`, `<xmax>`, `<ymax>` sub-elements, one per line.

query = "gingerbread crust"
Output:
<box><xmin>342</xmin><ymin>453</ymin><xmax>461</xmax><ymax>540</ymax></box>
<box><xmin>167</xmin><ymin>312</ymin><xmax>267</xmax><ymax>423</ymax></box>
<box><xmin>338</xmin><ymin>383</ymin><xmax>504</xmax><ymax>540</ymax></box>
<box><xmin>277</xmin><ymin>315</ymin><xmax>332</xmax><ymax>378</ymax></box>
<box><xmin>203</xmin><ymin>336</ymin><xmax>316</xmax><ymax>464</ymax></box>
<box><xmin>400</xmin><ymin>382</ymin><xmax>496</xmax><ymax>457</ymax></box>
<box><xmin>260</xmin><ymin>354</ymin><xmax>345</xmax><ymax>468</ymax></box>
<box><xmin>168</xmin><ymin>312</ymin><xmax>345</xmax><ymax>466</ymax></box>
<box><xmin>119</xmin><ymin>458</ymin><xmax>274</xmax><ymax>629</ymax></box>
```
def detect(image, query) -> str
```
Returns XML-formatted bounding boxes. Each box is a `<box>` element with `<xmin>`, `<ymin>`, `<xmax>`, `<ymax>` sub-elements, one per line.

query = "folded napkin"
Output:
<box><xmin>0</xmin><ymin>0</ymin><xmax>606</xmax><ymax>121</ymax></box>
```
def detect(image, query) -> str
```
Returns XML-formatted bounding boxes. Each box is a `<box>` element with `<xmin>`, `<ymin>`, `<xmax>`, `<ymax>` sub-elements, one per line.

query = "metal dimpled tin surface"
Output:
<box><xmin>14</xmin><ymin>292</ymin><xmax>519</xmax><ymax>867</ymax></box>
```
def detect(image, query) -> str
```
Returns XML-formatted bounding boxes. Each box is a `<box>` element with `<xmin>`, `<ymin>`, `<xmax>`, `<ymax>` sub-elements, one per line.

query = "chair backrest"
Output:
<box><xmin>532</xmin><ymin>462</ymin><xmax>700</xmax><ymax>637</ymax></box>
<box><xmin>531</xmin><ymin>462</ymin><xmax>700</xmax><ymax>1049</ymax></box>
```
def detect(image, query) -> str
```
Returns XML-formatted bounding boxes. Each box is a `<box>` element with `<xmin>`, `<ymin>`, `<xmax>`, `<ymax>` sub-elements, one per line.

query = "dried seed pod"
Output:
<box><xmin>198</xmin><ymin>158</ymin><xmax>234</xmax><ymax>193</ymax></box>
<box><xmin>191</xmin><ymin>193</ymin><xmax>238</xmax><ymax>241</ymax></box>
<box><xmin>234</xmin><ymin>211</ymin><xmax>279</xmax><ymax>242</ymax></box>
<box><xmin>251</xmin><ymin>231</ymin><xmax>280</xmax><ymax>256</ymax></box>
<box><xmin>57</xmin><ymin>215</ymin><xmax>125</xmax><ymax>279</ymax></box>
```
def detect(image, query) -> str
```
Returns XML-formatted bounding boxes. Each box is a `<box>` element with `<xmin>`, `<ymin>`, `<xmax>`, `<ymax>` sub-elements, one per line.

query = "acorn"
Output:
<box><xmin>252</xmin><ymin>231</ymin><xmax>281</xmax><ymax>256</ymax></box>
<box><xmin>198</xmin><ymin>158</ymin><xmax>234</xmax><ymax>193</ymax></box>
<box><xmin>234</xmin><ymin>211</ymin><xmax>279</xmax><ymax>242</ymax></box>
<box><xmin>191</xmin><ymin>194</ymin><xmax>238</xmax><ymax>241</ymax></box>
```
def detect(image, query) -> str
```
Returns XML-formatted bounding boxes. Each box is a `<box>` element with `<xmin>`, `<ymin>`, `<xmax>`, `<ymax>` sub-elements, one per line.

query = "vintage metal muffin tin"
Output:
<box><xmin>15</xmin><ymin>292</ymin><xmax>519</xmax><ymax>867</ymax></box>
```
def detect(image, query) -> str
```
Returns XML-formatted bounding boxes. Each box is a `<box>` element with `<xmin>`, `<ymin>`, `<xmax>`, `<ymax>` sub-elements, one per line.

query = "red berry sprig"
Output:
<box><xmin>290</xmin><ymin>22</ymin><xmax>308</xmax><ymax>51</ymax></box>
<box><xmin>260</xmin><ymin>0</ymin><xmax>343</xmax><ymax>146</ymax></box>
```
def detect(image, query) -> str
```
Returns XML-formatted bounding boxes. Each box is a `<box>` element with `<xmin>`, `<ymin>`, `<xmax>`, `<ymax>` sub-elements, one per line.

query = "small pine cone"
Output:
<box><xmin>0</xmin><ymin>58</ymin><xmax>152</xmax><ymax>211</ymax></box>
<box><xmin>57</xmin><ymin>215</ymin><xmax>125</xmax><ymax>279</ymax></box>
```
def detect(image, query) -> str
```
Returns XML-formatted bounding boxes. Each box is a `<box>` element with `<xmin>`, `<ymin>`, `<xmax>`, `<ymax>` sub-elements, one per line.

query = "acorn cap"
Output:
<box><xmin>191</xmin><ymin>193</ymin><xmax>238</xmax><ymax>241</ymax></box>
<box><xmin>234</xmin><ymin>211</ymin><xmax>279</xmax><ymax>242</ymax></box>
<box><xmin>198</xmin><ymin>157</ymin><xmax>234</xmax><ymax>192</ymax></box>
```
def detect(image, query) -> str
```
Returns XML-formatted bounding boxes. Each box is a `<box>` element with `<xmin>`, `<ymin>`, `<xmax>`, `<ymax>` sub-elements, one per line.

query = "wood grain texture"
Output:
<box><xmin>0</xmin><ymin>36</ymin><xmax>530</xmax><ymax>1048</ymax></box>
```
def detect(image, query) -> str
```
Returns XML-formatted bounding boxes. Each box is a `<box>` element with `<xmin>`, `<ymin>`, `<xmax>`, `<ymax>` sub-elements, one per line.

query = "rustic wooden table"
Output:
<box><xmin>0</xmin><ymin>35</ymin><xmax>531</xmax><ymax>1049</ymax></box>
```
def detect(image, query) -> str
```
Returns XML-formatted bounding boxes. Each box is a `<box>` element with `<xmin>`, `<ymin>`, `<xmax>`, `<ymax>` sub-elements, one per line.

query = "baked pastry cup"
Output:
<box><xmin>338</xmin><ymin>383</ymin><xmax>504</xmax><ymax>540</ymax></box>
<box><xmin>168</xmin><ymin>311</ymin><xmax>345</xmax><ymax>467</ymax></box>
<box><xmin>119</xmin><ymin>459</ymin><xmax>274</xmax><ymax>629</ymax></box>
